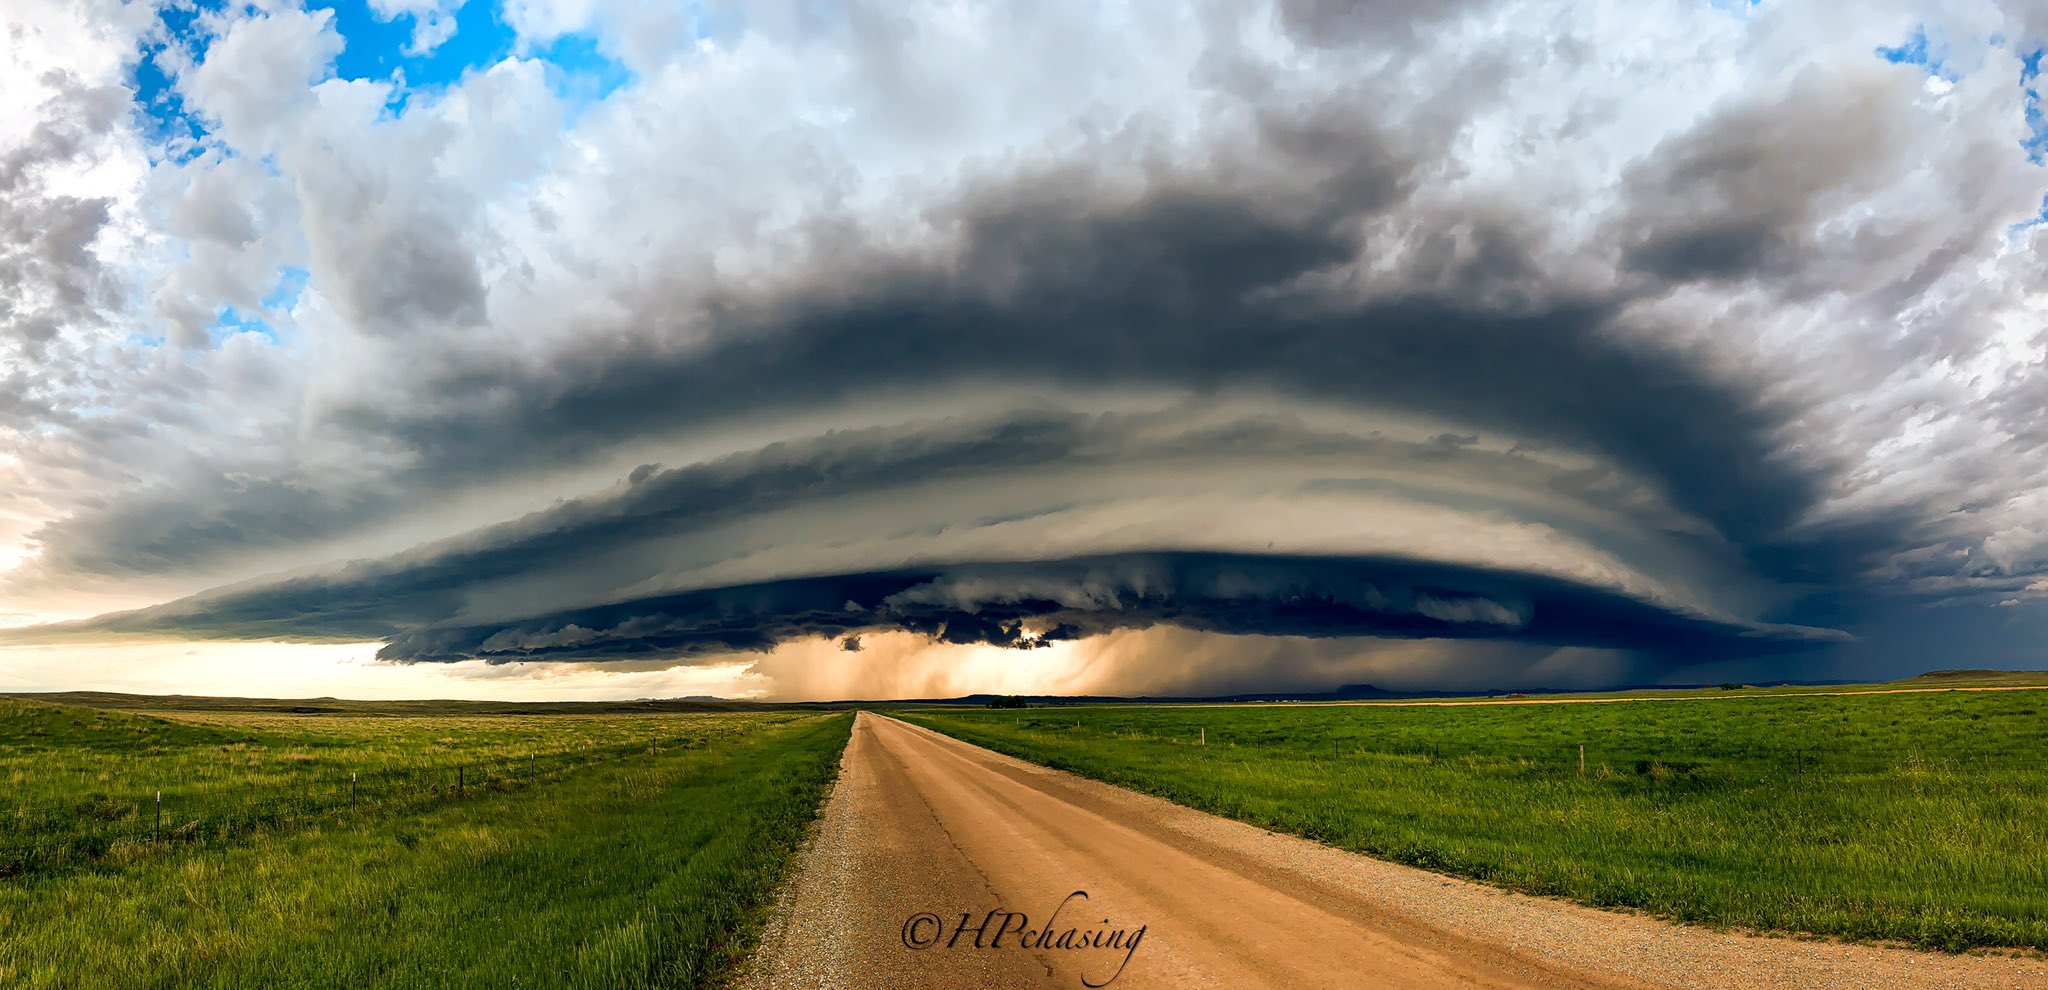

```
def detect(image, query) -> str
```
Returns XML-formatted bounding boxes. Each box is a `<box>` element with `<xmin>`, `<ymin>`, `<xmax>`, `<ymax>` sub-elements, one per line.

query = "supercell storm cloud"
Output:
<box><xmin>2</xmin><ymin>0</ymin><xmax>2046</xmax><ymax>695</ymax></box>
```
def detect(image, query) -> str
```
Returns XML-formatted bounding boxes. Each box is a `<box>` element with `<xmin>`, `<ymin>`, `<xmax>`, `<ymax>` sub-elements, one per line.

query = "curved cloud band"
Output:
<box><xmin>4</xmin><ymin>0</ymin><xmax>2045</xmax><ymax>694</ymax></box>
<box><xmin>5</xmin><ymin>405</ymin><xmax>1845</xmax><ymax>669</ymax></box>
<box><xmin>23</xmin><ymin>551</ymin><xmax>1844</xmax><ymax>665</ymax></box>
<box><xmin>377</xmin><ymin>552</ymin><xmax>1843</xmax><ymax>664</ymax></box>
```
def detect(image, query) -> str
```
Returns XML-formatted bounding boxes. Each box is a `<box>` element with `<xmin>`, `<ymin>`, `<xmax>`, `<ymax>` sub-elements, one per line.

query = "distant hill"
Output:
<box><xmin>871</xmin><ymin>683</ymin><xmax>1440</xmax><ymax>707</ymax></box>
<box><xmin>834</xmin><ymin>679</ymin><xmax>1861</xmax><ymax>708</ymax></box>
<box><xmin>0</xmin><ymin>696</ymin><xmax>254</xmax><ymax>748</ymax></box>
<box><xmin>1891</xmin><ymin>669</ymin><xmax>2048</xmax><ymax>687</ymax></box>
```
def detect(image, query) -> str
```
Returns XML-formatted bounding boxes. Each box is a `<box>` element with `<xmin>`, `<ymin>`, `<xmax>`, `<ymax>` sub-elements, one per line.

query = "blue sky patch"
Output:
<box><xmin>311</xmin><ymin>0</ymin><xmax>517</xmax><ymax>107</ymax></box>
<box><xmin>203</xmin><ymin>266</ymin><xmax>310</xmax><ymax>344</ymax></box>
<box><xmin>131</xmin><ymin>3</ymin><xmax>636</xmax><ymax>347</ymax></box>
<box><xmin>1876</xmin><ymin>26</ymin><xmax>1956</xmax><ymax>82</ymax></box>
<box><xmin>2005</xmin><ymin>193</ymin><xmax>2048</xmax><ymax>240</ymax></box>
<box><xmin>2021</xmin><ymin>48</ymin><xmax>2048</xmax><ymax>164</ymax></box>
<box><xmin>135</xmin><ymin>1</ymin><xmax>629</xmax><ymax>137</ymax></box>
<box><xmin>132</xmin><ymin>1</ymin><xmax>220</xmax><ymax>162</ymax></box>
<box><xmin>536</xmin><ymin>33</ymin><xmax>633</xmax><ymax>115</ymax></box>
<box><xmin>262</xmin><ymin>266</ymin><xmax>312</xmax><ymax>314</ymax></box>
<box><xmin>211</xmin><ymin>306</ymin><xmax>275</xmax><ymax>344</ymax></box>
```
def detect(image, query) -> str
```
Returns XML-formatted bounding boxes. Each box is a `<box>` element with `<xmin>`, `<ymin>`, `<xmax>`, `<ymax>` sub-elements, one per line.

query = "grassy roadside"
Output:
<box><xmin>0</xmin><ymin>699</ymin><xmax>769</xmax><ymax>810</ymax></box>
<box><xmin>0</xmin><ymin>710</ymin><xmax>853</xmax><ymax>989</ymax></box>
<box><xmin>1313</xmin><ymin>668</ymin><xmax>2048</xmax><ymax>705</ymax></box>
<box><xmin>0</xmin><ymin>703</ymin><xmax>822</xmax><ymax>878</ymax></box>
<box><xmin>901</xmin><ymin>692</ymin><xmax>2048</xmax><ymax>952</ymax></box>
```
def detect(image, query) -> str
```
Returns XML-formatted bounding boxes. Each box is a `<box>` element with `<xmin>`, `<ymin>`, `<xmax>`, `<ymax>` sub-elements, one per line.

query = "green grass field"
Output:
<box><xmin>0</xmin><ymin>701</ymin><xmax>852</xmax><ymax>989</ymax></box>
<box><xmin>0</xmin><ymin>699</ymin><xmax>823</xmax><ymax>876</ymax></box>
<box><xmin>1316</xmin><ymin>668</ymin><xmax>2048</xmax><ymax>704</ymax></box>
<box><xmin>902</xmin><ymin>689</ymin><xmax>2048</xmax><ymax>951</ymax></box>
<box><xmin>0</xmin><ymin>699</ymin><xmax>757</xmax><ymax>807</ymax></box>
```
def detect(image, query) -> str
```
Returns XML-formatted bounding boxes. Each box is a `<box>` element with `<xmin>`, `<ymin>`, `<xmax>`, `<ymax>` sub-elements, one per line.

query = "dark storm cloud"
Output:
<box><xmin>462</xmin><ymin>226</ymin><xmax>1816</xmax><ymax>587</ymax></box>
<box><xmin>1</xmin><ymin>397</ymin><xmax>1845</xmax><ymax>666</ymax></box>
<box><xmin>1616</xmin><ymin>62</ymin><xmax>1922</xmax><ymax>287</ymax></box>
<box><xmin>14</xmin><ymin>12</ymin><xmax>2033</xmax><ymax>683</ymax></box>
<box><xmin>13</xmin><ymin>83</ymin><xmax>1909</xmax><ymax>638</ymax></box>
<box><xmin>1272</xmin><ymin>0</ymin><xmax>1489</xmax><ymax>47</ymax></box>
<box><xmin>93</xmin><ymin>411</ymin><xmax>1131</xmax><ymax>627</ymax></box>
<box><xmin>47</xmin><ymin>551</ymin><xmax>1842</xmax><ymax>665</ymax></box>
<box><xmin>0</xmin><ymin>403</ymin><xmax>1714</xmax><ymax>626</ymax></box>
<box><xmin>290</xmin><ymin>116</ymin><xmax>1859</xmax><ymax>595</ymax></box>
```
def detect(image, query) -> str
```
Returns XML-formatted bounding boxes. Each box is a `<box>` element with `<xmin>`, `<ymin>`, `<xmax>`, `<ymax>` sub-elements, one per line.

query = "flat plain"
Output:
<box><xmin>8</xmin><ymin>675</ymin><xmax>2045</xmax><ymax>989</ymax></box>
<box><xmin>0</xmin><ymin>699</ymin><xmax>851</xmax><ymax>989</ymax></box>
<box><xmin>901</xmin><ymin>686</ymin><xmax>2048</xmax><ymax>952</ymax></box>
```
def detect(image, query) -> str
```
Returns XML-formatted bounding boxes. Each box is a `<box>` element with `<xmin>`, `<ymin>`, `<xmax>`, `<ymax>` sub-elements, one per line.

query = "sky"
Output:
<box><xmin>0</xmin><ymin>0</ymin><xmax>2045</xmax><ymax>701</ymax></box>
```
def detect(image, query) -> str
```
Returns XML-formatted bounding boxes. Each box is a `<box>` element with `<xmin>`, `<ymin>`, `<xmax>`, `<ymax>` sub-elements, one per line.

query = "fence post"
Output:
<box><xmin>1579</xmin><ymin>744</ymin><xmax>1585</xmax><ymax>777</ymax></box>
<box><xmin>457</xmin><ymin>765</ymin><xmax>464</xmax><ymax>797</ymax></box>
<box><xmin>153</xmin><ymin>790</ymin><xmax>162</xmax><ymax>843</ymax></box>
<box><xmin>351</xmin><ymin>771</ymin><xmax>358</xmax><ymax>811</ymax></box>
<box><xmin>1200</xmin><ymin>727</ymin><xmax>1206</xmax><ymax>746</ymax></box>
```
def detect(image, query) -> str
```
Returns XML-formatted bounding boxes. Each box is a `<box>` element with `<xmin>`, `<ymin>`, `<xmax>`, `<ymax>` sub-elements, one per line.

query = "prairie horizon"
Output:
<box><xmin>12</xmin><ymin>666</ymin><xmax>2048</xmax><ymax>710</ymax></box>
<box><xmin>7</xmin><ymin>0</ymin><xmax>2048</xmax><ymax>985</ymax></box>
<box><xmin>6</xmin><ymin>682</ymin><xmax>2048</xmax><ymax>988</ymax></box>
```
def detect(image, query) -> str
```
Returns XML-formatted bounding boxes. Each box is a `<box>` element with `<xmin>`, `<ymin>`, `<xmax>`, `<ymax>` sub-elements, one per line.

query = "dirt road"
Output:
<box><xmin>740</xmin><ymin>712</ymin><xmax>2047</xmax><ymax>989</ymax></box>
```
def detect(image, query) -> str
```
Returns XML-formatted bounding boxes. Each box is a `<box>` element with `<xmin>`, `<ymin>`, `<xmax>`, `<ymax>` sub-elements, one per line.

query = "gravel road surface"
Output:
<box><xmin>739</xmin><ymin>712</ymin><xmax>2046</xmax><ymax>989</ymax></box>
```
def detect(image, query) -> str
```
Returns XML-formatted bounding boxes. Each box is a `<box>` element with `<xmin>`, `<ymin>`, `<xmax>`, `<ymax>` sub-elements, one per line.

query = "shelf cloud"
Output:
<box><xmin>2</xmin><ymin>0</ymin><xmax>2045</xmax><ymax>696</ymax></box>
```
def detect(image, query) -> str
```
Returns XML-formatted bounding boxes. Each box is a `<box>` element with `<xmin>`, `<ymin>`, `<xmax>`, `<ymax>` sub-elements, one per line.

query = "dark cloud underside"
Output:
<box><xmin>6</xmin><ymin>0</ymin><xmax>2046</xmax><ymax>697</ymax></box>
<box><xmin>45</xmin><ymin>551</ymin><xmax>1841</xmax><ymax>666</ymax></box>
<box><xmin>22</xmin><ymin>108</ymin><xmax>1876</xmax><ymax>599</ymax></box>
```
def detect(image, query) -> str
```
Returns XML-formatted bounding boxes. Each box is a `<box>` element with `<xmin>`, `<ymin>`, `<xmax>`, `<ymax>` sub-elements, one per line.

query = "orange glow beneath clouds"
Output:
<box><xmin>0</xmin><ymin>627</ymin><xmax>1636</xmax><ymax>702</ymax></box>
<box><xmin>0</xmin><ymin>634</ymin><xmax>1129</xmax><ymax>701</ymax></box>
<box><xmin>0</xmin><ymin>641</ymin><xmax>763</xmax><ymax>701</ymax></box>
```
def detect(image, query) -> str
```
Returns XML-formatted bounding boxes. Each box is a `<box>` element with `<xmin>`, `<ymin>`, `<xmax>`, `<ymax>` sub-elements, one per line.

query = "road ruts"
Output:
<box><xmin>739</xmin><ymin>713</ymin><xmax>2048</xmax><ymax>990</ymax></box>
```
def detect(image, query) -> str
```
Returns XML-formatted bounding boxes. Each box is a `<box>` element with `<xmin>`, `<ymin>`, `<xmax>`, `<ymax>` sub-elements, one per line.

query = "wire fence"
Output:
<box><xmin>1015</xmin><ymin>722</ymin><xmax>2048</xmax><ymax>778</ymax></box>
<box><xmin>0</xmin><ymin>735</ymin><xmax>705</xmax><ymax>878</ymax></box>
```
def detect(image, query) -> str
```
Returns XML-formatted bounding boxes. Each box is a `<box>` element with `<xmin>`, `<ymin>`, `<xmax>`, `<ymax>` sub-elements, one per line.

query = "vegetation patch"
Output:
<box><xmin>902</xmin><ymin>691</ymin><xmax>2048</xmax><ymax>951</ymax></box>
<box><xmin>0</xmin><ymin>703</ymin><xmax>852</xmax><ymax>989</ymax></box>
